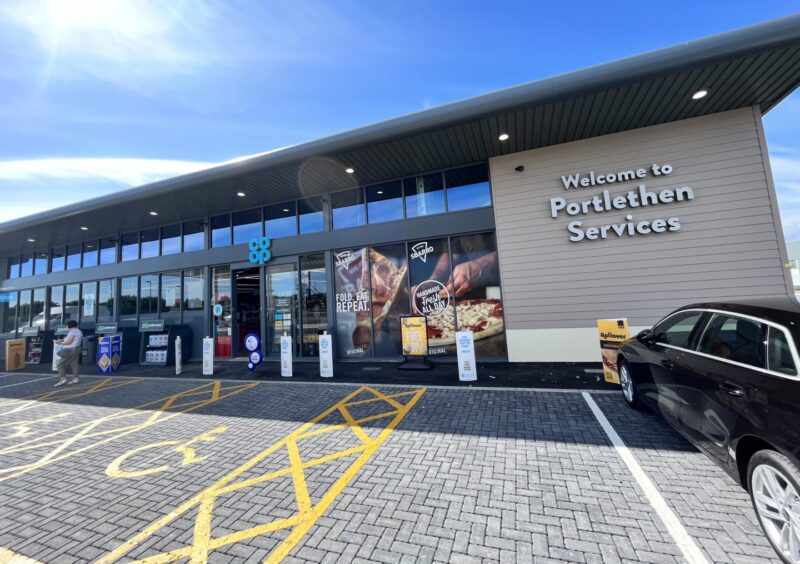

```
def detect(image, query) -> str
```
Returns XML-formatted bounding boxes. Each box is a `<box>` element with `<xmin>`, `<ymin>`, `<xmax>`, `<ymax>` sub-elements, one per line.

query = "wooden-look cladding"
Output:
<box><xmin>490</xmin><ymin>108</ymin><xmax>791</xmax><ymax>329</ymax></box>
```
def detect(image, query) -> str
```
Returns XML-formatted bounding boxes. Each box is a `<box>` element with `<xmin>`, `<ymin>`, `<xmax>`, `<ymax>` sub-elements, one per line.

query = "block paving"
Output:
<box><xmin>0</xmin><ymin>372</ymin><xmax>779</xmax><ymax>563</ymax></box>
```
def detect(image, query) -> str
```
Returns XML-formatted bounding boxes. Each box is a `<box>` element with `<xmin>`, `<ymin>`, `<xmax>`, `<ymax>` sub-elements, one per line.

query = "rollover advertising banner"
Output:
<box><xmin>400</xmin><ymin>316</ymin><xmax>428</xmax><ymax>356</ymax></box>
<box><xmin>456</xmin><ymin>330</ymin><xmax>477</xmax><ymax>381</ymax></box>
<box><xmin>598</xmin><ymin>319</ymin><xmax>629</xmax><ymax>384</ymax></box>
<box><xmin>319</xmin><ymin>333</ymin><xmax>334</xmax><ymax>377</ymax></box>
<box><xmin>5</xmin><ymin>339</ymin><xmax>25</xmax><ymax>372</ymax></box>
<box><xmin>202</xmin><ymin>337</ymin><xmax>215</xmax><ymax>376</ymax></box>
<box><xmin>280</xmin><ymin>335</ymin><xmax>293</xmax><ymax>377</ymax></box>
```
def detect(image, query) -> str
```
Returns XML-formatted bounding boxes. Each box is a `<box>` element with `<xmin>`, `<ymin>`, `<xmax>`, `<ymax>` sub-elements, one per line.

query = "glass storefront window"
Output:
<box><xmin>32</xmin><ymin>288</ymin><xmax>45</xmax><ymax>330</ymax></box>
<box><xmin>450</xmin><ymin>232</ymin><xmax>506</xmax><ymax>357</ymax></box>
<box><xmin>51</xmin><ymin>247</ymin><xmax>66</xmax><ymax>272</ymax></box>
<box><xmin>80</xmin><ymin>281</ymin><xmax>97</xmax><ymax>328</ymax></box>
<box><xmin>370</xmin><ymin>244</ymin><xmax>409</xmax><ymax>356</ymax></box>
<box><xmin>183</xmin><ymin>221</ymin><xmax>205</xmax><ymax>252</ymax></box>
<box><xmin>265</xmin><ymin>263</ymin><xmax>299</xmax><ymax>355</ymax></box>
<box><xmin>140</xmin><ymin>274</ymin><xmax>159</xmax><ymax>318</ymax></box>
<box><xmin>405</xmin><ymin>173</ymin><xmax>445</xmax><ymax>218</ymax></box>
<box><xmin>140</xmin><ymin>229</ymin><xmax>159</xmax><ymax>259</ymax></box>
<box><xmin>18</xmin><ymin>290</ymin><xmax>31</xmax><ymax>328</ymax></box>
<box><xmin>66</xmin><ymin>244</ymin><xmax>82</xmax><ymax>270</ymax></box>
<box><xmin>83</xmin><ymin>241</ymin><xmax>98</xmax><ymax>268</ymax></box>
<box><xmin>160</xmin><ymin>272</ymin><xmax>181</xmax><ymax>320</ymax></box>
<box><xmin>7</xmin><ymin>256</ymin><xmax>20</xmax><ymax>279</ymax></box>
<box><xmin>119</xmin><ymin>277</ymin><xmax>138</xmax><ymax>327</ymax></box>
<box><xmin>20</xmin><ymin>254</ymin><xmax>33</xmax><ymax>277</ymax></box>
<box><xmin>233</xmin><ymin>209</ymin><xmax>262</xmax><ymax>244</ymax></box>
<box><xmin>64</xmin><ymin>284</ymin><xmax>80</xmax><ymax>325</ymax></box>
<box><xmin>212</xmin><ymin>267</ymin><xmax>232</xmax><ymax>357</ymax></box>
<box><xmin>121</xmin><ymin>232</ymin><xmax>139</xmax><ymax>262</ymax></box>
<box><xmin>332</xmin><ymin>189</ymin><xmax>365</xmax><ymax>229</ymax></box>
<box><xmin>299</xmin><ymin>197</ymin><xmax>324</xmax><ymax>234</ymax></box>
<box><xmin>183</xmin><ymin>268</ymin><xmax>204</xmax><ymax>360</ymax></box>
<box><xmin>300</xmin><ymin>254</ymin><xmax>327</xmax><ymax>356</ymax></box>
<box><xmin>161</xmin><ymin>224</ymin><xmax>181</xmax><ymax>256</ymax></box>
<box><xmin>366</xmin><ymin>181</ymin><xmax>403</xmax><ymax>224</ymax></box>
<box><xmin>100</xmin><ymin>238</ymin><xmax>117</xmax><ymax>265</ymax></box>
<box><xmin>0</xmin><ymin>291</ymin><xmax>17</xmax><ymax>339</ymax></box>
<box><xmin>265</xmin><ymin>202</ymin><xmax>297</xmax><ymax>238</ymax></box>
<box><xmin>445</xmin><ymin>164</ymin><xmax>491</xmax><ymax>211</ymax></box>
<box><xmin>211</xmin><ymin>215</ymin><xmax>231</xmax><ymax>248</ymax></box>
<box><xmin>333</xmin><ymin>247</ymin><xmax>372</xmax><ymax>358</ymax></box>
<box><xmin>34</xmin><ymin>252</ymin><xmax>48</xmax><ymax>275</ymax></box>
<box><xmin>48</xmin><ymin>286</ymin><xmax>63</xmax><ymax>330</ymax></box>
<box><xmin>408</xmin><ymin>237</ymin><xmax>454</xmax><ymax>357</ymax></box>
<box><xmin>98</xmin><ymin>279</ymin><xmax>115</xmax><ymax>323</ymax></box>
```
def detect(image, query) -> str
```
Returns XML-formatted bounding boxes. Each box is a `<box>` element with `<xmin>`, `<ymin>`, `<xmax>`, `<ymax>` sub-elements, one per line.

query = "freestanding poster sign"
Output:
<box><xmin>319</xmin><ymin>332</ymin><xmax>333</xmax><ymax>378</ymax></box>
<box><xmin>244</xmin><ymin>333</ymin><xmax>262</xmax><ymax>371</ymax></box>
<box><xmin>280</xmin><ymin>334</ymin><xmax>292</xmax><ymax>377</ymax></box>
<box><xmin>175</xmin><ymin>336</ymin><xmax>183</xmax><ymax>375</ymax></box>
<box><xmin>97</xmin><ymin>335</ymin><xmax>122</xmax><ymax>374</ymax></box>
<box><xmin>398</xmin><ymin>315</ymin><xmax>432</xmax><ymax>370</ymax></box>
<box><xmin>456</xmin><ymin>330</ymin><xmax>477</xmax><ymax>382</ymax></box>
<box><xmin>5</xmin><ymin>339</ymin><xmax>25</xmax><ymax>372</ymax></box>
<box><xmin>202</xmin><ymin>337</ymin><xmax>214</xmax><ymax>376</ymax></box>
<box><xmin>597</xmin><ymin>319</ymin><xmax>629</xmax><ymax>384</ymax></box>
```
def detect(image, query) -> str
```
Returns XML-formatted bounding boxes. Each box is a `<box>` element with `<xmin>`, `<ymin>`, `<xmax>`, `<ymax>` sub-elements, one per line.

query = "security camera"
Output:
<box><xmin>514</xmin><ymin>165</ymin><xmax>524</xmax><ymax>172</ymax></box>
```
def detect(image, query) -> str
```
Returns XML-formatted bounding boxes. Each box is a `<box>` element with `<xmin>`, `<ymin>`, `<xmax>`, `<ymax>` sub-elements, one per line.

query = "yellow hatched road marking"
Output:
<box><xmin>0</xmin><ymin>378</ymin><xmax>140</xmax><ymax>417</ymax></box>
<box><xmin>0</xmin><ymin>381</ymin><xmax>258</xmax><ymax>482</ymax></box>
<box><xmin>0</xmin><ymin>546</ymin><xmax>42</xmax><ymax>563</ymax></box>
<box><xmin>99</xmin><ymin>385</ymin><xmax>426</xmax><ymax>564</ymax></box>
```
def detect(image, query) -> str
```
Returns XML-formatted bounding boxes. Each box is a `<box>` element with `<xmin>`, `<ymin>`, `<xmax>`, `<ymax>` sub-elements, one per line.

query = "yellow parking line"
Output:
<box><xmin>0</xmin><ymin>378</ymin><xmax>140</xmax><ymax>417</ymax></box>
<box><xmin>99</xmin><ymin>385</ymin><xmax>426</xmax><ymax>564</ymax></box>
<box><xmin>0</xmin><ymin>547</ymin><xmax>42</xmax><ymax>563</ymax></box>
<box><xmin>0</xmin><ymin>381</ymin><xmax>258</xmax><ymax>482</ymax></box>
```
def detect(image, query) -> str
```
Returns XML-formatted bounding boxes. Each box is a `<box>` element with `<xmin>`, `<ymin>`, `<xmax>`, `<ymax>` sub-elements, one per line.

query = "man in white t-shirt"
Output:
<box><xmin>54</xmin><ymin>320</ymin><xmax>83</xmax><ymax>386</ymax></box>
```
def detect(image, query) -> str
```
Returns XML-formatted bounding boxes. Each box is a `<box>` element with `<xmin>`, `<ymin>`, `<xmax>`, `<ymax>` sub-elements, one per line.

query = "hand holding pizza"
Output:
<box><xmin>440</xmin><ymin>253</ymin><xmax>496</xmax><ymax>298</ymax></box>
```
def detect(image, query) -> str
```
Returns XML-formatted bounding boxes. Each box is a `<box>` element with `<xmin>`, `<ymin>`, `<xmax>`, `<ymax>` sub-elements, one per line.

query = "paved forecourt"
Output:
<box><xmin>0</xmin><ymin>373</ymin><xmax>778</xmax><ymax>563</ymax></box>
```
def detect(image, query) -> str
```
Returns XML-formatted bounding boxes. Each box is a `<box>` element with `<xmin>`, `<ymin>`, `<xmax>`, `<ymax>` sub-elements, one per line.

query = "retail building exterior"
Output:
<box><xmin>1</xmin><ymin>17</ymin><xmax>799</xmax><ymax>365</ymax></box>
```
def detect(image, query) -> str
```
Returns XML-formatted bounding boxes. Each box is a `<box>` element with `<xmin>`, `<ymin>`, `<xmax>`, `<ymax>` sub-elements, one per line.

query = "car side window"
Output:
<box><xmin>697</xmin><ymin>313</ymin><xmax>766</xmax><ymax>369</ymax></box>
<box><xmin>767</xmin><ymin>327</ymin><xmax>797</xmax><ymax>376</ymax></box>
<box><xmin>652</xmin><ymin>311</ymin><xmax>704</xmax><ymax>348</ymax></box>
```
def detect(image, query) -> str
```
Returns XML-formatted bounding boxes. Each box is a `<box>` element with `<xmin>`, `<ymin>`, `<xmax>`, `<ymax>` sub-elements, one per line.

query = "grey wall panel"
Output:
<box><xmin>490</xmin><ymin>107</ymin><xmax>791</xmax><ymax>331</ymax></box>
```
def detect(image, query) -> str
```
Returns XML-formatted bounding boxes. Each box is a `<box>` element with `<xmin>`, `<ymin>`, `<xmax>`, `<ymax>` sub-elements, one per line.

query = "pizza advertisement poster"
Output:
<box><xmin>370</xmin><ymin>243</ymin><xmax>409</xmax><ymax>356</ymax></box>
<box><xmin>400</xmin><ymin>316</ymin><xmax>429</xmax><ymax>357</ymax></box>
<box><xmin>598</xmin><ymin>318</ymin><xmax>629</xmax><ymax>384</ymax></box>
<box><xmin>5</xmin><ymin>339</ymin><xmax>25</xmax><ymax>372</ymax></box>
<box><xmin>334</xmin><ymin>247</ymin><xmax>373</xmax><ymax>358</ymax></box>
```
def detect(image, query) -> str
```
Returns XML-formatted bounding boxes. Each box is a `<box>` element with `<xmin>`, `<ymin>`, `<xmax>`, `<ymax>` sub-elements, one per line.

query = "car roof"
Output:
<box><xmin>676</xmin><ymin>295</ymin><xmax>800</xmax><ymax>325</ymax></box>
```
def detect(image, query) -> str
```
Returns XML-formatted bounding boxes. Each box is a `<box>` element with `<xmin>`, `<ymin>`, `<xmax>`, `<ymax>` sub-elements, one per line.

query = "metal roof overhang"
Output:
<box><xmin>2</xmin><ymin>14</ymin><xmax>800</xmax><ymax>255</ymax></box>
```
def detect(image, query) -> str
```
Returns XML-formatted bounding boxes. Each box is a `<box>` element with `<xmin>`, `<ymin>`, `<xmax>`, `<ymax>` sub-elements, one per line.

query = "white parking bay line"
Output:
<box><xmin>581</xmin><ymin>392</ymin><xmax>709</xmax><ymax>564</ymax></box>
<box><xmin>0</xmin><ymin>376</ymin><xmax>54</xmax><ymax>389</ymax></box>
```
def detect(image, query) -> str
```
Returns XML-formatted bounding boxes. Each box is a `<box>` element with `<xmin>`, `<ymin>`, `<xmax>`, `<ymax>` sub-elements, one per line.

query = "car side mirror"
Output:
<box><xmin>637</xmin><ymin>329</ymin><xmax>657</xmax><ymax>345</ymax></box>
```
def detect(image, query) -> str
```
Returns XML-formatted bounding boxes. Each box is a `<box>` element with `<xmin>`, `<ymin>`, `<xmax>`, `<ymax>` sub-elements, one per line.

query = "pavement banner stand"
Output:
<box><xmin>319</xmin><ymin>332</ymin><xmax>333</xmax><ymax>378</ymax></box>
<box><xmin>456</xmin><ymin>330</ymin><xmax>477</xmax><ymax>382</ymax></box>
<box><xmin>202</xmin><ymin>337</ymin><xmax>215</xmax><ymax>376</ymax></box>
<box><xmin>280</xmin><ymin>334</ymin><xmax>292</xmax><ymax>377</ymax></box>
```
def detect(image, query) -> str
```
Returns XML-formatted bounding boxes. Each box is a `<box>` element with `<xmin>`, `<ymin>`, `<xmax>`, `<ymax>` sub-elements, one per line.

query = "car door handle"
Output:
<box><xmin>720</xmin><ymin>382</ymin><xmax>745</xmax><ymax>397</ymax></box>
<box><xmin>660</xmin><ymin>359</ymin><xmax>674</xmax><ymax>369</ymax></box>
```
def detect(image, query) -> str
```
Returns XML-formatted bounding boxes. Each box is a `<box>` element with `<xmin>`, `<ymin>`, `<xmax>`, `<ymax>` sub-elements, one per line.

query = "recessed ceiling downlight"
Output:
<box><xmin>692</xmin><ymin>90</ymin><xmax>708</xmax><ymax>100</ymax></box>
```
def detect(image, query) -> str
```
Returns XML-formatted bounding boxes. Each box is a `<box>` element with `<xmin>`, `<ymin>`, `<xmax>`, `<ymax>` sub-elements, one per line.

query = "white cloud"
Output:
<box><xmin>0</xmin><ymin>157</ymin><xmax>215</xmax><ymax>223</ymax></box>
<box><xmin>0</xmin><ymin>157</ymin><xmax>215</xmax><ymax>187</ymax></box>
<box><xmin>770</xmin><ymin>153</ymin><xmax>800</xmax><ymax>243</ymax></box>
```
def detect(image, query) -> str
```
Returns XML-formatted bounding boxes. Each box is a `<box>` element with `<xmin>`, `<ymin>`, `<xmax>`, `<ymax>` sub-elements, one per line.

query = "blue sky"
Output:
<box><xmin>0</xmin><ymin>1</ymin><xmax>799</xmax><ymax>238</ymax></box>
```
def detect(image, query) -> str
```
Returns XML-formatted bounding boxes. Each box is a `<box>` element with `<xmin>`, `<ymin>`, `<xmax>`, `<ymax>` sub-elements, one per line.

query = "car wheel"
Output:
<box><xmin>618</xmin><ymin>359</ymin><xmax>643</xmax><ymax>410</ymax></box>
<box><xmin>748</xmin><ymin>449</ymin><xmax>800</xmax><ymax>564</ymax></box>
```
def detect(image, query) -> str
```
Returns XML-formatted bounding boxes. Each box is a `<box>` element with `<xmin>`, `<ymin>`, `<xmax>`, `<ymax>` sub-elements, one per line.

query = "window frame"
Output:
<box><xmin>654</xmin><ymin>308</ymin><xmax>800</xmax><ymax>380</ymax></box>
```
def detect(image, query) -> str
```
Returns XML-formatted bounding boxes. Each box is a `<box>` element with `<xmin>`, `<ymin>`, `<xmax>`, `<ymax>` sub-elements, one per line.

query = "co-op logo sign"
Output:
<box><xmin>248</xmin><ymin>237</ymin><xmax>272</xmax><ymax>265</ymax></box>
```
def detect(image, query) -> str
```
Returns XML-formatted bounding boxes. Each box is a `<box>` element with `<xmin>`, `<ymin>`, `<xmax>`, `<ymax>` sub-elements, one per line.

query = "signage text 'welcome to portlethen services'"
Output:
<box><xmin>549</xmin><ymin>162</ymin><xmax>695</xmax><ymax>242</ymax></box>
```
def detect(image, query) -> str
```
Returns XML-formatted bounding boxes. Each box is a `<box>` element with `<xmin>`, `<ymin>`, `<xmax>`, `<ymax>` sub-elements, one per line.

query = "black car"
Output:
<box><xmin>617</xmin><ymin>297</ymin><xmax>800</xmax><ymax>564</ymax></box>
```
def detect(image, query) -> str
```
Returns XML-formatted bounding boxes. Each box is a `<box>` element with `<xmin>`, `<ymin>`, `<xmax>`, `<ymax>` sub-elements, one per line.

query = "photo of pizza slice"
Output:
<box><xmin>425</xmin><ymin>298</ymin><xmax>505</xmax><ymax>347</ymax></box>
<box><xmin>369</xmin><ymin>248</ymin><xmax>408</xmax><ymax>330</ymax></box>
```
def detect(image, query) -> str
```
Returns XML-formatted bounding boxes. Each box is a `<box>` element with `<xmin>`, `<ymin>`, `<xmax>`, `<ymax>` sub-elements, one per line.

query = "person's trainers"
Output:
<box><xmin>53</xmin><ymin>380</ymin><xmax>66</xmax><ymax>387</ymax></box>
<box><xmin>70</xmin><ymin>379</ymin><xmax>79</xmax><ymax>385</ymax></box>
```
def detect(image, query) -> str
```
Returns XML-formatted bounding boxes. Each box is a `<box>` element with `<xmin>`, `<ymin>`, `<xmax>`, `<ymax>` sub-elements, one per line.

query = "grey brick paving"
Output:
<box><xmin>0</xmin><ymin>373</ymin><xmax>781</xmax><ymax>562</ymax></box>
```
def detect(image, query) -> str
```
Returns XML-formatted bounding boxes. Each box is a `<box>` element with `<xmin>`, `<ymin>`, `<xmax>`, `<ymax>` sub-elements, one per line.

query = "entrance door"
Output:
<box><xmin>233</xmin><ymin>267</ymin><xmax>261</xmax><ymax>357</ymax></box>
<box><xmin>265</xmin><ymin>263</ymin><xmax>299</xmax><ymax>356</ymax></box>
